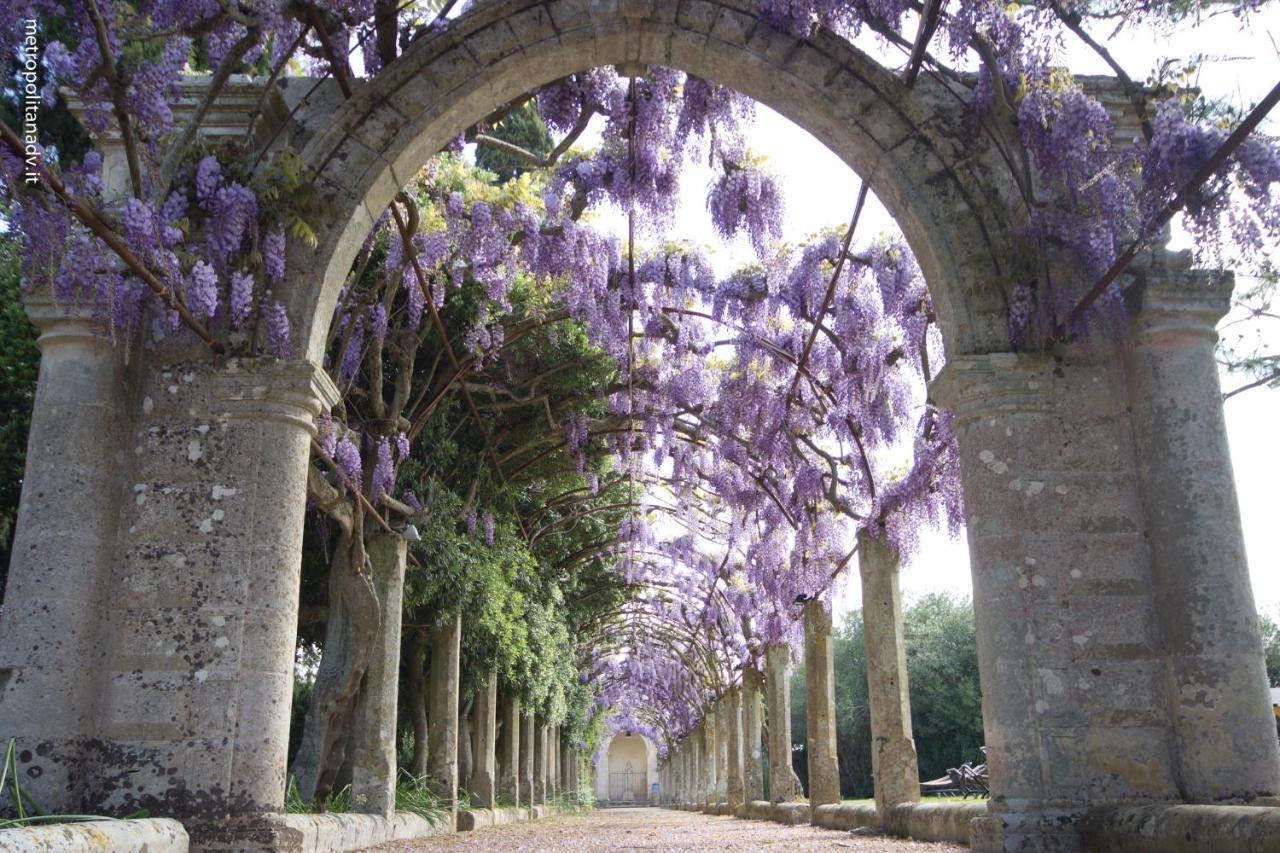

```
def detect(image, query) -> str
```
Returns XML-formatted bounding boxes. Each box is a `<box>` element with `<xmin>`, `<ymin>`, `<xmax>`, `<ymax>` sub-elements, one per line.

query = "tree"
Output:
<box><xmin>1259</xmin><ymin>610</ymin><xmax>1280</xmax><ymax>687</ymax></box>
<box><xmin>0</xmin><ymin>233</ymin><xmax>39</xmax><ymax>587</ymax></box>
<box><xmin>473</xmin><ymin>102</ymin><xmax>554</xmax><ymax>184</ymax></box>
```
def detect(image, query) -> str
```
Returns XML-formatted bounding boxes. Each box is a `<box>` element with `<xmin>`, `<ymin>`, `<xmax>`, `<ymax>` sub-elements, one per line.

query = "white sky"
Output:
<box><xmin>569</xmin><ymin>7</ymin><xmax>1280</xmax><ymax>618</ymax></box>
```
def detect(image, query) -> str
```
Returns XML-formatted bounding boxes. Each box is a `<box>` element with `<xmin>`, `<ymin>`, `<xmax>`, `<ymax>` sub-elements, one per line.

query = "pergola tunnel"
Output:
<box><xmin>0</xmin><ymin>1</ymin><xmax>1279</xmax><ymax>852</ymax></box>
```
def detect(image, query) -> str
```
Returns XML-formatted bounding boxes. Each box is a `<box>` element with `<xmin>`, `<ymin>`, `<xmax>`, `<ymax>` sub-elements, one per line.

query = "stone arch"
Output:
<box><xmin>281</xmin><ymin>0</ymin><xmax>1024</xmax><ymax>366</ymax></box>
<box><xmin>597</xmin><ymin>732</ymin><xmax>658</xmax><ymax>805</ymax></box>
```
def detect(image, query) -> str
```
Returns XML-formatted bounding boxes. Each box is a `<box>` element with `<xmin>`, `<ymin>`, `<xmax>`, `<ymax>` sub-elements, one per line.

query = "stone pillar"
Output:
<box><xmin>92</xmin><ymin>357</ymin><xmax>339</xmax><ymax>827</ymax></box>
<box><xmin>470</xmin><ymin>672</ymin><xmax>498</xmax><ymax>808</ymax></box>
<box><xmin>726</xmin><ymin>688</ymin><xmax>745</xmax><ymax>811</ymax></box>
<box><xmin>804</xmin><ymin>599</ymin><xmax>840</xmax><ymax>820</ymax></box>
<box><xmin>703</xmin><ymin>709</ymin><xmax>718</xmax><ymax>806</ymax></box>
<box><xmin>717</xmin><ymin>701</ymin><xmax>730</xmax><ymax>804</ymax></box>
<box><xmin>498</xmin><ymin>693</ymin><xmax>521</xmax><ymax>805</ymax></box>
<box><xmin>520</xmin><ymin>709</ymin><xmax>535</xmax><ymax>808</ymax></box>
<box><xmin>932</xmin><ymin>351</ymin><xmax>1184</xmax><ymax>851</ymax></box>
<box><xmin>544</xmin><ymin>724</ymin><xmax>555</xmax><ymax>802</ymax></box>
<box><xmin>742</xmin><ymin>668</ymin><xmax>765</xmax><ymax>804</ymax></box>
<box><xmin>685</xmin><ymin>740</ymin><xmax>694</xmax><ymax>804</ymax></box>
<box><xmin>765</xmin><ymin>644</ymin><xmax>802</xmax><ymax>802</ymax></box>
<box><xmin>350</xmin><ymin>533</ymin><xmax>408</xmax><ymax>817</ymax></box>
<box><xmin>0</xmin><ymin>290</ymin><xmax>130</xmax><ymax>813</ymax></box>
<box><xmin>859</xmin><ymin>529</ymin><xmax>921</xmax><ymax>818</ymax></box>
<box><xmin>565</xmin><ymin>737</ymin><xmax>576</xmax><ymax>799</ymax></box>
<box><xmin>1127</xmin><ymin>261</ymin><xmax>1280</xmax><ymax>802</ymax></box>
<box><xmin>426</xmin><ymin>612</ymin><xmax>462</xmax><ymax>826</ymax></box>
<box><xmin>692</xmin><ymin>722</ymin><xmax>705</xmax><ymax>805</ymax></box>
<box><xmin>551</xmin><ymin>724</ymin><xmax>560</xmax><ymax>800</ymax></box>
<box><xmin>533</xmin><ymin>719</ymin><xmax>548</xmax><ymax>804</ymax></box>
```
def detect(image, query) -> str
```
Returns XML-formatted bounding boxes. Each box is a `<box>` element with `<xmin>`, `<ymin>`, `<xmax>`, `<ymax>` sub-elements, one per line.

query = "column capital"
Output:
<box><xmin>22</xmin><ymin>285</ymin><xmax>118</xmax><ymax>351</ymax></box>
<box><xmin>856</xmin><ymin>528</ymin><xmax>899</xmax><ymax>578</ymax></box>
<box><xmin>1126</xmin><ymin>253</ymin><xmax>1233</xmax><ymax>345</ymax></box>
<box><xmin>150</xmin><ymin>357</ymin><xmax>340</xmax><ymax>434</ymax></box>
<box><xmin>928</xmin><ymin>352</ymin><xmax>1058</xmax><ymax>424</ymax></box>
<box><xmin>802</xmin><ymin>597</ymin><xmax>833</xmax><ymax>633</ymax></box>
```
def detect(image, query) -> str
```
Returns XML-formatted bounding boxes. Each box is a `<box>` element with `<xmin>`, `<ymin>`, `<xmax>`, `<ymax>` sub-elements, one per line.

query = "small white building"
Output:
<box><xmin>595</xmin><ymin>732</ymin><xmax>659</xmax><ymax>807</ymax></box>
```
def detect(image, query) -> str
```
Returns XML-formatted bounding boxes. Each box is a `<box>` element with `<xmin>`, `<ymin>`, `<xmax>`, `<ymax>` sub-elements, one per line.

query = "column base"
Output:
<box><xmin>970</xmin><ymin>809</ymin><xmax>1084</xmax><ymax>853</ymax></box>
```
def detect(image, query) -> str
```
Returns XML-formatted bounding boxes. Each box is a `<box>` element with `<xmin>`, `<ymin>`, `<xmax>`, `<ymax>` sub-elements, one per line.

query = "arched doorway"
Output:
<box><xmin>598</xmin><ymin>733</ymin><xmax>656</xmax><ymax>807</ymax></box>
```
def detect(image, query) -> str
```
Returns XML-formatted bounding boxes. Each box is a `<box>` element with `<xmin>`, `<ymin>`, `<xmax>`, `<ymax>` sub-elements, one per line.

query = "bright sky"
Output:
<box><xmin>572</xmin><ymin>7</ymin><xmax>1280</xmax><ymax>618</ymax></box>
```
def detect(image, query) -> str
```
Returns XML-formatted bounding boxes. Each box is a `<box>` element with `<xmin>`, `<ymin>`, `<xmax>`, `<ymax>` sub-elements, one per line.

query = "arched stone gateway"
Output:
<box><xmin>0</xmin><ymin>1</ymin><xmax>1277</xmax><ymax>851</ymax></box>
<box><xmin>596</xmin><ymin>733</ymin><xmax>658</xmax><ymax>806</ymax></box>
<box><xmin>283</xmin><ymin>0</ymin><xmax>1024</xmax><ymax>363</ymax></box>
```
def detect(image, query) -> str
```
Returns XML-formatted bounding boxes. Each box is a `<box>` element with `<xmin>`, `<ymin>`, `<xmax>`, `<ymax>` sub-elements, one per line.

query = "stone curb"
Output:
<box><xmin>0</xmin><ymin>818</ymin><xmax>189</xmax><ymax>852</ymax></box>
<box><xmin>1083</xmin><ymin>804</ymin><xmax>1280</xmax><ymax>853</ymax></box>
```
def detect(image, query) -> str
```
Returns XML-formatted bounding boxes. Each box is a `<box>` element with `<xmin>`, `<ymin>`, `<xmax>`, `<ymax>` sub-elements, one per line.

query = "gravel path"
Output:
<box><xmin>377</xmin><ymin>806</ymin><xmax>965</xmax><ymax>851</ymax></box>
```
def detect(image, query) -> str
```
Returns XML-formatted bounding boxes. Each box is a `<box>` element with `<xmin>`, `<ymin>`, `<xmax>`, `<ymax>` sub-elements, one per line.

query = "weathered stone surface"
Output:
<box><xmin>1126</xmin><ymin>255</ymin><xmax>1280</xmax><ymax>804</ymax></box>
<box><xmin>743</xmin><ymin>799</ymin><xmax>811</xmax><ymax>825</ymax></box>
<box><xmin>456</xmin><ymin>805</ymin><xmax>531</xmax><ymax>831</ymax></box>
<box><xmin>859</xmin><ymin>530</ymin><xmax>921</xmax><ymax>819</ymax></box>
<box><xmin>1084</xmin><ymin>803</ymin><xmax>1280</xmax><ymax>852</ymax></box>
<box><xmin>498</xmin><ymin>693</ymin><xmax>521</xmax><ymax>805</ymax></box>
<box><xmin>533</xmin><ymin>719</ymin><xmax>548</xmax><ymax>805</ymax></box>
<box><xmin>426</xmin><ymin>613</ymin><xmax>462</xmax><ymax>827</ymax></box>
<box><xmin>350</xmin><ymin>534</ymin><xmax>408</xmax><ymax>818</ymax></box>
<box><xmin>0</xmin><ymin>289</ymin><xmax>130</xmax><ymax>814</ymax></box>
<box><xmin>803</xmin><ymin>599</ymin><xmax>840</xmax><ymax>821</ymax></box>
<box><xmin>725</xmin><ymin>688</ymin><xmax>745</xmax><ymax>810</ymax></box>
<box><xmin>253</xmin><ymin>811</ymin><xmax>450</xmax><ymax>851</ymax></box>
<box><xmin>703</xmin><ymin>709</ymin><xmax>719</xmax><ymax>804</ymax></box>
<box><xmin>932</xmin><ymin>350</ymin><xmax>1182</xmax><ymax>851</ymax></box>
<box><xmin>519</xmin><ymin>710</ymin><xmax>535</xmax><ymax>808</ymax></box>
<box><xmin>764</xmin><ymin>644</ymin><xmax>803</xmax><ymax>803</ymax></box>
<box><xmin>95</xmin><ymin>357</ymin><xmax>338</xmax><ymax>822</ymax></box>
<box><xmin>0</xmin><ymin>818</ymin><xmax>188</xmax><ymax>852</ymax></box>
<box><xmin>470</xmin><ymin>672</ymin><xmax>498</xmax><ymax>808</ymax></box>
<box><xmin>742</xmin><ymin>669</ymin><xmax>765</xmax><ymax>804</ymax></box>
<box><xmin>288</xmin><ymin>0</ymin><xmax>1021</xmax><ymax>365</ymax></box>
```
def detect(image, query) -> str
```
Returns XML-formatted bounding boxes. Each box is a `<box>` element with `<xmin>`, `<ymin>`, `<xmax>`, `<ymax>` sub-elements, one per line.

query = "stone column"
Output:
<box><xmin>686</xmin><ymin>740</ymin><xmax>694</xmax><ymax>804</ymax></box>
<box><xmin>0</xmin><ymin>290</ymin><xmax>130</xmax><ymax>813</ymax></box>
<box><xmin>726</xmin><ymin>688</ymin><xmax>745</xmax><ymax>811</ymax></box>
<box><xmin>804</xmin><ymin>599</ymin><xmax>840</xmax><ymax>820</ymax></box>
<box><xmin>765</xmin><ymin>644</ymin><xmax>802</xmax><ymax>802</ymax></box>
<box><xmin>498</xmin><ymin>693</ymin><xmax>521</xmax><ymax>805</ymax></box>
<box><xmin>717</xmin><ymin>701</ymin><xmax>730</xmax><ymax>804</ymax></box>
<box><xmin>742</xmin><ymin>668</ymin><xmax>765</xmax><ymax>804</ymax></box>
<box><xmin>426</xmin><ymin>612</ymin><xmax>462</xmax><ymax>826</ymax></box>
<box><xmin>1127</xmin><ymin>260</ymin><xmax>1280</xmax><ymax>802</ymax></box>
<box><xmin>688</xmin><ymin>726</ymin><xmax>699</xmax><ymax>805</ymax></box>
<box><xmin>859</xmin><ymin>529</ymin><xmax>921</xmax><ymax>818</ymax></box>
<box><xmin>470</xmin><ymin>672</ymin><xmax>498</xmax><ymax>808</ymax></box>
<box><xmin>533</xmin><ymin>719</ymin><xmax>548</xmax><ymax>804</ymax></box>
<box><xmin>93</xmin><ymin>357</ymin><xmax>339</xmax><ymax>827</ymax></box>
<box><xmin>350</xmin><ymin>533</ymin><xmax>408</xmax><ymax>817</ymax></box>
<box><xmin>692</xmin><ymin>723</ymin><xmax>705</xmax><ymax>806</ymax></box>
<box><xmin>565</xmin><ymin>737</ymin><xmax>576</xmax><ymax>799</ymax></box>
<box><xmin>520</xmin><ymin>709</ymin><xmax>535</xmax><ymax>808</ymax></box>
<box><xmin>932</xmin><ymin>351</ymin><xmax>1183</xmax><ymax>851</ymax></box>
<box><xmin>547</xmin><ymin>724</ymin><xmax>556</xmax><ymax>801</ymax></box>
<box><xmin>703</xmin><ymin>709</ymin><xmax>718</xmax><ymax>806</ymax></box>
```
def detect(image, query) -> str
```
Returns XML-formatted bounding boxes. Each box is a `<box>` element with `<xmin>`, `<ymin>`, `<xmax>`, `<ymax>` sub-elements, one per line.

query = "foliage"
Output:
<box><xmin>474</xmin><ymin>102</ymin><xmax>554</xmax><ymax>184</ymax></box>
<box><xmin>1219</xmin><ymin>264</ymin><xmax>1280</xmax><ymax>398</ymax></box>
<box><xmin>0</xmin><ymin>232</ymin><xmax>39</xmax><ymax>587</ymax></box>
<box><xmin>1259</xmin><ymin>609</ymin><xmax>1280</xmax><ymax>687</ymax></box>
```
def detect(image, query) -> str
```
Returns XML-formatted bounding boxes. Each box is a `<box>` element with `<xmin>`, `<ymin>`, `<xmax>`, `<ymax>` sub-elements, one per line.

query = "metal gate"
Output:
<box><xmin>608</xmin><ymin>763</ymin><xmax>647</xmax><ymax>803</ymax></box>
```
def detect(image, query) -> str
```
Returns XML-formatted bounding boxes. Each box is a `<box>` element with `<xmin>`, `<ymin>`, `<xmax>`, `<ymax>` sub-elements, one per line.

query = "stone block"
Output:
<box><xmin>0</xmin><ymin>818</ymin><xmax>188</xmax><ymax>852</ymax></box>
